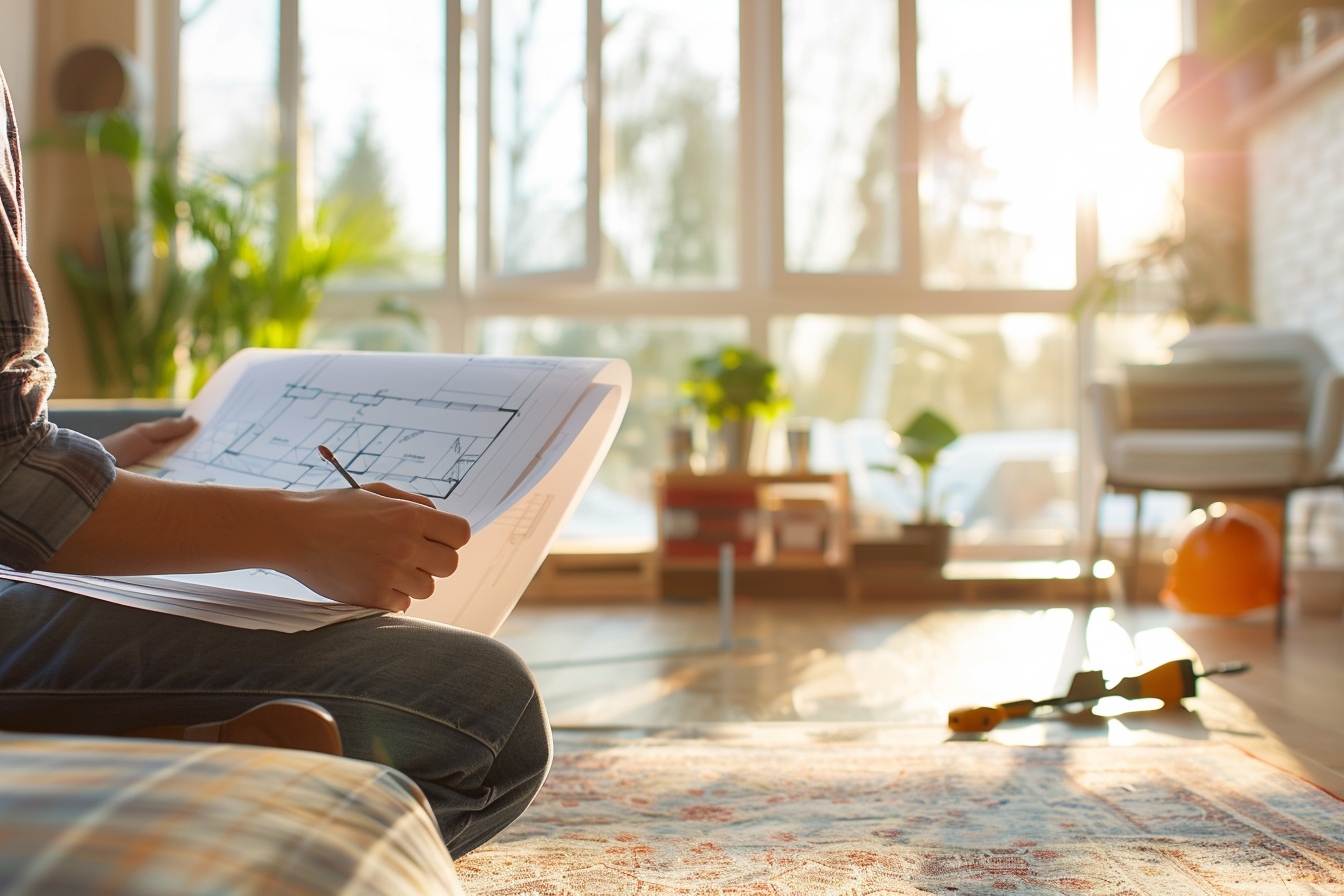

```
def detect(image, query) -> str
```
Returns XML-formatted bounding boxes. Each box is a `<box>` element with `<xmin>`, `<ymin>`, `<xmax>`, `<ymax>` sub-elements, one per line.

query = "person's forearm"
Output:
<box><xmin>45</xmin><ymin>470</ymin><xmax>294</xmax><ymax>576</ymax></box>
<box><xmin>44</xmin><ymin>468</ymin><xmax>470</xmax><ymax>611</ymax></box>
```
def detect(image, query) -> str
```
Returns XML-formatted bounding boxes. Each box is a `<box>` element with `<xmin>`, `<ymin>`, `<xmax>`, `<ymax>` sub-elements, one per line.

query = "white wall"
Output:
<box><xmin>1249</xmin><ymin>67</ymin><xmax>1344</xmax><ymax>367</ymax></box>
<box><xmin>1249</xmin><ymin>72</ymin><xmax>1344</xmax><ymax>564</ymax></box>
<box><xmin>0</xmin><ymin>0</ymin><xmax>37</xmax><ymax>133</ymax></box>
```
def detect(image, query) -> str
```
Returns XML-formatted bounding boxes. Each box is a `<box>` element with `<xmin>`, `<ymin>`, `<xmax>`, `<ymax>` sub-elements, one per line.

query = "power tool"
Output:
<box><xmin>947</xmin><ymin>659</ymin><xmax>1249</xmax><ymax>733</ymax></box>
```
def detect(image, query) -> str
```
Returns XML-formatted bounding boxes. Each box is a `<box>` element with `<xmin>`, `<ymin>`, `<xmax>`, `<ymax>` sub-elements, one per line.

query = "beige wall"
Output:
<box><xmin>0</xmin><ymin>0</ymin><xmax>37</xmax><ymax>131</ymax></box>
<box><xmin>1249</xmin><ymin>67</ymin><xmax>1344</xmax><ymax>563</ymax></box>
<box><xmin>25</xmin><ymin>0</ymin><xmax>158</xmax><ymax>397</ymax></box>
<box><xmin>1249</xmin><ymin>68</ymin><xmax>1344</xmax><ymax>367</ymax></box>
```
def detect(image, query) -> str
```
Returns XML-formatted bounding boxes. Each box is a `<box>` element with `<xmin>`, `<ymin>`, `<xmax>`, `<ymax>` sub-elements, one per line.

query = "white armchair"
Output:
<box><xmin>1089</xmin><ymin>328</ymin><xmax>1344</xmax><ymax>633</ymax></box>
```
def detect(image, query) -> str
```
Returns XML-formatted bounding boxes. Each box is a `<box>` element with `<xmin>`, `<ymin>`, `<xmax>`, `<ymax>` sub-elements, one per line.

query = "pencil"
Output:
<box><xmin>318</xmin><ymin>445</ymin><xmax>362</xmax><ymax>489</ymax></box>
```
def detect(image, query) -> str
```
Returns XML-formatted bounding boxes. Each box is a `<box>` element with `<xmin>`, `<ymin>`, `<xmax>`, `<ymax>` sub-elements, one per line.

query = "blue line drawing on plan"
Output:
<box><xmin>174</xmin><ymin>355</ymin><xmax>559</xmax><ymax>498</ymax></box>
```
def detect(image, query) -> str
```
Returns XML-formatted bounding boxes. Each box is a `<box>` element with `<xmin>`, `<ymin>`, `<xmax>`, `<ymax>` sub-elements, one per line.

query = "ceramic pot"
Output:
<box><xmin>719</xmin><ymin>418</ymin><xmax>756</xmax><ymax>471</ymax></box>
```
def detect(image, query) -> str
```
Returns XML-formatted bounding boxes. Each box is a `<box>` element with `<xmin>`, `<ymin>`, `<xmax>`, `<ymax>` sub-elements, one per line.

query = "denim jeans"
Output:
<box><xmin>0</xmin><ymin>581</ymin><xmax>552</xmax><ymax>858</ymax></box>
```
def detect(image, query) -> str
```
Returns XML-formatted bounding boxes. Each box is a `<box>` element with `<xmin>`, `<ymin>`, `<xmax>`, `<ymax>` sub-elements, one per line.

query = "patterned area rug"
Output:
<box><xmin>456</xmin><ymin>729</ymin><xmax>1344</xmax><ymax>895</ymax></box>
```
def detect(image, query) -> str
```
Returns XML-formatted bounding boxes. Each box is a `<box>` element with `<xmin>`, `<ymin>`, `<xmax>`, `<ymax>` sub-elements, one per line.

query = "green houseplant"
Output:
<box><xmin>900</xmin><ymin>409</ymin><xmax>961</xmax><ymax>525</ymax></box>
<box><xmin>45</xmin><ymin>112</ymin><xmax>396</xmax><ymax>397</ymax></box>
<box><xmin>1072</xmin><ymin>232</ymin><xmax>1251</xmax><ymax>327</ymax></box>
<box><xmin>681</xmin><ymin>346</ymin><xmax>790</xmax><ymax>470</ymax></box>
<box><xmin>43</xmin><ymin>111</ymin><xmax>190</xmax><ymax>397</ymax></box>
<box><xmin>176</xmin><ymin>170</ymin><xmax>358</xmax><ymax>392</ymax></box>
<box><xmin>869</xmin><ymin>409</ymin><xmax>961</xmax><ymax>569</ymax></box>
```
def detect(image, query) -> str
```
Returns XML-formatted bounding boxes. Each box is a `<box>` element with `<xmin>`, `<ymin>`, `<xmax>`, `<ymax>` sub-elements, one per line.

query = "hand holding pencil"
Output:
<box><xmin>266</xmin><ymin>445</ymin><xmax>471</xmax><ymax>611</ymax></box>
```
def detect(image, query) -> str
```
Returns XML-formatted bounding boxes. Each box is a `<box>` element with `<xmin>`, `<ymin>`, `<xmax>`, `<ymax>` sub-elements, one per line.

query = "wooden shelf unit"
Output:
<box><xmin>655</xmin><ymin>471</ymin><xmax>851</xmax><ymax>597</ymax></box>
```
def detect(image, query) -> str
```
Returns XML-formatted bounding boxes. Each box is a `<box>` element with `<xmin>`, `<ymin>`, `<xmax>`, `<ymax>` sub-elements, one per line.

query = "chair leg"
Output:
<box><xmin>1125</xmin><ymin>490</ymin><xmax>1145</xmax><ymax>606</ymax></box>
<box><xmin>1088</xmin><ymin>485</ymin><xmax>1106</xmax><ymax>609</ymax></box>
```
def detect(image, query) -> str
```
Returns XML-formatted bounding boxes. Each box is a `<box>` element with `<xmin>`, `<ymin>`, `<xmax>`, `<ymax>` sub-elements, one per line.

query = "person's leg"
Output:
<box><xmin>0</xmin><ymin>581</ymin><xmax>550</xmax><ymax>857</ymax></box>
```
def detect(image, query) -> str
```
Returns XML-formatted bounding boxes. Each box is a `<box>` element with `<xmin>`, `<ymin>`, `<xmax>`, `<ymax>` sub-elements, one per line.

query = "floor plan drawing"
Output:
<box><xmin>22</xmin><ymin>350</ymin><xmax>630</xmax><ymax>633</ymax></box>
<box><xmin>164</xmin><ymin>353</ymin><xmax>576</xmax><ymax>499</ymax></box>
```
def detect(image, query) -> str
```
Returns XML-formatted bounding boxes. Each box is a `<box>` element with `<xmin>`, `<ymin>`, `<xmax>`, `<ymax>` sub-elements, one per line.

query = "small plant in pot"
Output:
<box><xmin>681</xmin><ymin>346</ymin><xmax>790</xmax><ymax>471</ymax></box>
<box><xmin>875</xmin><ymin>409</ymin><xmax>960</xmax><ymax>568</ymax></box>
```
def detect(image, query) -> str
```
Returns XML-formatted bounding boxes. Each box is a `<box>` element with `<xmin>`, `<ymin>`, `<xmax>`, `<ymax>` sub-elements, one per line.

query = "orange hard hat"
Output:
<box><xmin>1160</xmin><ymin>506</ymin><xmax>1280</xmax><ymax>615</ymax></box>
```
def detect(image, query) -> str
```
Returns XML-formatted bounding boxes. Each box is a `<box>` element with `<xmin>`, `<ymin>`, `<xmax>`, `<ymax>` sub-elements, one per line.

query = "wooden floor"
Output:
<box><xmin>497</xmin><ymin>595</ymin><xmax>1344</xmax><ymax>792</ymax></box>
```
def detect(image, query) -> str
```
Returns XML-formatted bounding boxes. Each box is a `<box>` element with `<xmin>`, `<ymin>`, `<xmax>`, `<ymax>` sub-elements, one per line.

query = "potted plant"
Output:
<box><xmin>44</xmin><ymin>112</ymin><xmax>395</xmax><ymax>397</ymax></box>
<box><xmin>868</xmin><ymin>409</ymin><xmax>960</xmax><ymax>568</ymax></box>
<box><xmin>41</xmin><ymin>111</ymin><xmax>190</xmax><ymax>397</ymax></box>
<box><xmin>681</xmin><ymin>346</ymin><xmax>790</xmax><ymax>471</ymax></box>
<box><xmin>898</xmin><ymin>409</ymin><xmax>960</xmax><ymax>567</ymax></box>
<box><xmin>1071</xmin><ymin>227</ymin><xmax>1252</xmax><ymax>327</ymax></box>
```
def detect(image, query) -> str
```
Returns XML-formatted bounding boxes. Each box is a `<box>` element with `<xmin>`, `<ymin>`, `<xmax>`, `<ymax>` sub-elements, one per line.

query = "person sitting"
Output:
<box><xmin>0</xmin><ymin>66</ymin><xmax>549</xmax><ymax>858</ymax></box>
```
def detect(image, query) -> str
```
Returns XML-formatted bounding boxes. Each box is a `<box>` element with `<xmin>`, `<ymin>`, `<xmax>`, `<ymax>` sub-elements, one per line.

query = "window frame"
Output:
<box><xmin>172</xmin><ymin>0</ymin><xmax>1107</xmax><ymax>333</ymax></box>
<box><xmin>475</xmin><ymin>0</ymin><xmax>602</xmax><ymax>292</ymax></box>
<box><xmin>170</xmin><ymin>0</ymin><xmax>1133</xmax><ymax>562</ymax></box>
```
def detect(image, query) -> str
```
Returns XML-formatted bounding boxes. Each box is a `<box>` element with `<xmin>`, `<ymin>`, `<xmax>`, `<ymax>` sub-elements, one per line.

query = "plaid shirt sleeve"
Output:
<box><xmin>0</xmin><ymin>68</ymin><xmax>116</xmax><ymax>571</ymax></box>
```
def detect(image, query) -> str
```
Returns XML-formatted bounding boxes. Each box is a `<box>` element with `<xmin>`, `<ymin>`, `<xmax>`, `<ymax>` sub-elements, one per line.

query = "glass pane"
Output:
<box><xmin>476</xmin><ymin>317</ymin><xmax>748</xmax><ymax>542</ymax></box>
<box><xmin>490</xmin><ymin>0</ymin><xmax>588</xmax><ymax>275</ymax></box>
<box><xmin>917</xmin><ymin>0</ymin><xmax>1075</xmax><ymax>289</ymax></box>
<box><xmin>1096</xmin><ymin>0</ymin><xmax>1183</xmax><ymax>266</ymax></box>
<box><xmin>601</xmin><ymin>0</ymin><xmax>739</xmax><ymax>286</ymax></box>
<box><xmin>771</xmin><ymin>314</ymin><xmax>1077</xmax><ymax>556</ymax></box>
<box><xmin>179</xmin><ymin>0</ymin><xmax>279</xmax><ymax>179</ymax></box>
<box><xmin>461</xmin><ymin>0</ymin><xmax>480</xmax><ymax>292</ymax></box>
<box><xmin>301</xmin><ymin>0</ymin><xmax>446</xmax><ymax>287</ymax></box>
<box><xmin>783</xmin><ymin>0</ymin><xmax>900</xmax><ymax>273</ymax></box>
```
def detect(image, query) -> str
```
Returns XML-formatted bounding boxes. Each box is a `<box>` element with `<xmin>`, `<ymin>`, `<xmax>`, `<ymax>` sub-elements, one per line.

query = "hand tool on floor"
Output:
<box><xmin>947</xmin><ymin>659</ymin><xmax>1250</xmax><ymax>733</ymax></box>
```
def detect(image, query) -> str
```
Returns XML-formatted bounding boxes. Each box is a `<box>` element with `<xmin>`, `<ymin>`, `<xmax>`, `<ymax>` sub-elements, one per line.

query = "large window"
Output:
<box><xmin>782</xmin><ymin>0</ymin><xmax>900</xmax><ymax>274</ymax></box>
<box><xmin>917</xmin><ymin>0</ymin><xmax>1076</xmax><ymax>290</ymax></box>
<box><xmin>180</xmin><ymin>0</ymin><xmax>278</xmax><ymax>179</ymax></box>
<box><xmin>302</xmin><ymin>0</ymin><xmax>447</xmax><ymax>286</ymax></box>
<box><xmin>180</xmin><ymin>0</ymin><xmax>446</xmax><ymax>289</ymax></box>
<box><xmin>772</xmin><ymin>314</ymin><xmax>1077</xmax><ymax>556</ymax></box>
<box><xmin>176</xmin><ymin>0</ymin><xmax>1183</xmax><ymax>552</ymax></box>
<box><xmin>601</xmin><ymin>1</ymin><xmax>739</xmax><ymax>287</ymax></box>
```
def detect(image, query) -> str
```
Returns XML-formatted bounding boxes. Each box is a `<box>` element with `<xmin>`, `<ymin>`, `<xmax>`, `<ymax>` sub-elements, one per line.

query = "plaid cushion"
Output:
<box><xmin>0</xmin><ymin>731</ymin><xmax>463</xmax><ymax>895</ymax></box>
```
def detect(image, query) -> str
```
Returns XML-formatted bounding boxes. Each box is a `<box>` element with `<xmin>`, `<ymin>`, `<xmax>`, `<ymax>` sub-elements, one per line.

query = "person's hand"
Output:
<box><xmin>100</xmin><ymin>416</ymin><xmax>199</xmax><ymax>468</ymax></box>
<box><xmin>274</xmin><ymin>482</ymin><xmax>471</xmax><ymax>612</ymax></box>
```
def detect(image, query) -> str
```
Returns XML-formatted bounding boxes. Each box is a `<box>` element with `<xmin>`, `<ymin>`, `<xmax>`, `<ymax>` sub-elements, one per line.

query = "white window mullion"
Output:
<box><xmin>445</xmin><ymin>0</ymin><xmax>462</xmax><ymax>299</ymax></box>
<box><xmin>439</xmin><ymin>0</ymin><xmax>469</xmax><ymax>352</ymax></box>
<box><xmin>476</xmin><ymin>0</ymin><xmax>492</xmax><ymax>295</ymax></box>
<box><xmin>476</xmin><ymin>0</ymin><xmax>599</xmax><ymax>294</ymax></box>
<box><xmin>760</xmin><ymin>0</ymin><xmax>784</xmax><ymax>292</ymax></box>
<box><xmin>897</xmin><ymin>0</ymin><xmax>920</xmax><ymax>291</ymax></box>
<box><xmin>584</xmin><ymin>0</ymin><xmax>601</xmax><ymax>284</ymax></box>
<box><xmin>1073</xmin><ymin>0</ymin><xmax>1101</xmax><ymax>566</ymax></box>
<box><xmin>276</xmin><ymin>0</ymin><xmax>302</xmax><ymax>242</ymax></box>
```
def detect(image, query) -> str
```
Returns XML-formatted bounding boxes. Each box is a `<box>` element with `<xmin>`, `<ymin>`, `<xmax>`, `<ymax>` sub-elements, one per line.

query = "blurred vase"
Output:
<box><xmin>668</xmin><ymin>421</ymin><xmax>705</xmax><ymax>474</ymax></box>
<box><xmin>786</xmin><ymin>418</ymin><xmax>812</xmax><ymax>472</ymax></box>
<box><xmin>719</xmin><ymin>418</ymin><xmax>756</xmax><ymax>471</ymax></box>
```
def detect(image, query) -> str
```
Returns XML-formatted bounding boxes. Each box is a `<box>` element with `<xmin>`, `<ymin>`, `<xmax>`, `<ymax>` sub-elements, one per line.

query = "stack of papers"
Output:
<box><xmin>5</xmin><ymin>350</ymin><xmax>629</xmax><ymax>633</ymax></box>
<box><xmin>0</xmin><ymin>569</ymin><xmax>381</xmax><ymax>630</ymax></box>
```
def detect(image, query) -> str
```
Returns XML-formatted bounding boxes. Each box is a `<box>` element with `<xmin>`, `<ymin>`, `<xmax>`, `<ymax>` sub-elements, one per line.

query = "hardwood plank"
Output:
<box><xmin>497</xmin><ymin>599</ymin><xmax>1344</xmax><ymax>786</ymax></box>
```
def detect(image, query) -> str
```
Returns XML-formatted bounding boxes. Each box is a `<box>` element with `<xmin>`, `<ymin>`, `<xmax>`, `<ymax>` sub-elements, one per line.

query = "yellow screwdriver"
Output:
<box><xmin>947</xmin><ymin>659</ymin><xmax>1249</xmax><ymax>733</ymax></box>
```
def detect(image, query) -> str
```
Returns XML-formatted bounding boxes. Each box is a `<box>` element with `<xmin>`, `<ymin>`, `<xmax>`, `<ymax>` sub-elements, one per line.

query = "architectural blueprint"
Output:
<box><xmin>155</xmin><ymin>350</ymin><xmax>610</xmax><ymax>528</ymax></box>
<box><xmin>5</xmin><ymin>350</ymin><xmax>631</xmax><ymax>632</ymax></box>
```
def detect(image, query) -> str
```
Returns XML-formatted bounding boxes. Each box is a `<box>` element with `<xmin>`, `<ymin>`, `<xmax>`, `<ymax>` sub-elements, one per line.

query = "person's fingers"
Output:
<box><xmin>423</xmin><ymin>512</ymin><xmax>471</xmax><ymax>549</ymax></box>
<box><xmin>137</xmin><ymin>415</ymin><xmax>199</xmax><ymax>442</ymax></box>
<box><xmin>379</xmin><ymin>590</ymin><xmax>413</xmax><ymax>613</ymax></box>
<box><xmin>362</xmin><ymin>481</ymin><xmax>436</xmax><ymax>508</ymax></box>
<box><xmin>397</xmin><ymin>569</ymin><xmax>437</xmax><ymax>601</ymax></box>
<box><xmin>414</xmin><ymin>543</ymin><xmax>460</xmax><ymax>578</ymax></box>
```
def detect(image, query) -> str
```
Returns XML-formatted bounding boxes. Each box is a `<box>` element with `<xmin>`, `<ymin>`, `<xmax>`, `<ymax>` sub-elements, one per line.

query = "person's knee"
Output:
<box><xmin>390</xmin><ymin>620</ymin><xmax>550</xmax><ymax>759</ymax></box>
<box><xmin>472</xmin><ymin>635</ymin><xmax>551</xmax><ymax>777</ymax></box>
